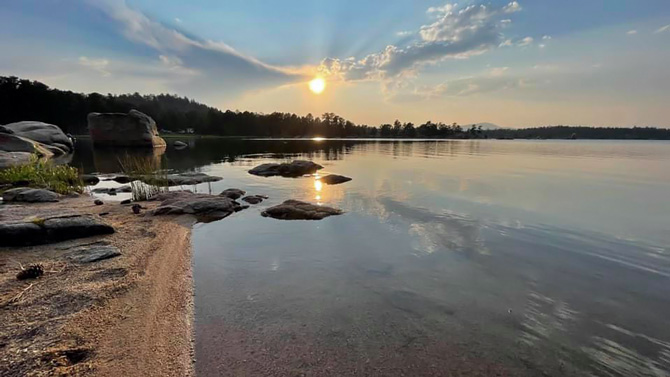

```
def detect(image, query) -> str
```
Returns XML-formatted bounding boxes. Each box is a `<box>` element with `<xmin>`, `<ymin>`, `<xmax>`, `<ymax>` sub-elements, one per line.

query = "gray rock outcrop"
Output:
<box><xmin>261</xmin><ymin>200</ymin><xmax>343</xmax><ymax>220</ymax></box>
<box><xmin>0</xmin><ymin>214</ymin><xmax>115</xmax><ymax>246</ymax></box>
<box><xmin>3</xmin><ymin>121</ymin><xmax>73</xmax><ymax>154</ymax></box>
<box><xmin>2</xmin><ymin>188</ymin><xmax>59</xmax><ymax>203</ymax></box>
<box><xmin>249</xmin><ymin>160</ymin><xmax>323</xmax><ymax>177</ymax></box>
<box><xmin>88</xmin><ymin>109</ymin><xmax>166</xmax><ymax>148</ymax></box>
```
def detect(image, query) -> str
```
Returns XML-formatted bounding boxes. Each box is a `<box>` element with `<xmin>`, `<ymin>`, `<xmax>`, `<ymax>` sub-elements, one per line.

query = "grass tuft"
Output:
<box><xmin>0</xmin><ymin>155</ymin><xmax>83</xmax><ymax>195</ymax></box>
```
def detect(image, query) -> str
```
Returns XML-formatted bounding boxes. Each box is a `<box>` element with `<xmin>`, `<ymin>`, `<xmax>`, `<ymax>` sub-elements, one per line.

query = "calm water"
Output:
<box><xmin>75</xmin><ymin>139</ymin><xmax>670</xmax><ymax>376</ymax></box>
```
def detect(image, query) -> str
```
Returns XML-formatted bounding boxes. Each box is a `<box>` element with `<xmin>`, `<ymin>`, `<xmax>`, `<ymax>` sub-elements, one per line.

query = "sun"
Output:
<box><xmin>309</xmin><ymin>77</ymin><xmax>326</xmax><ymax>94</ymax></box>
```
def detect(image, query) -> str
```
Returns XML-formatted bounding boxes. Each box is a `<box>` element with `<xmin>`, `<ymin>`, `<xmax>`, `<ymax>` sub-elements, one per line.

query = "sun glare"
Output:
<box><xmin>309</xmin><ymin>77</ymin><xmax>326</xmax><ymax>94</ymax></box>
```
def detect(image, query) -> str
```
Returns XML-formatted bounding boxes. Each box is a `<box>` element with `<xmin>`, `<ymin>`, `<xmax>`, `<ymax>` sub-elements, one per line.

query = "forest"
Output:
<box><xmin>2</xmin><ymin>76</ymin><xmax>669</xmax><ymax>140</ymax></box>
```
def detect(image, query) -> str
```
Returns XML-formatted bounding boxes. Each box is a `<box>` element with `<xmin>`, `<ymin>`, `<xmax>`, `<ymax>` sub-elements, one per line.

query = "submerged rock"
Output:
<box><xmin>249</xmin><ymin>160</ymin><xmax>323</xmax><ymax>178</ymax></box>
<box><xmin>81</xmin><ymin>174</ymin><xmax>100</xmax><ymax>185</ymax></box>
<box><xmin>241</xmin><ymin>195</ymin><xmax>268</xmax><ymax>204</ymax></box>
<box><xmin>0</xmin><ymin>214</ymin><xmax>115</xmax><ymax>247</ymax></box>
<box><xmin>220</xmin><ymin>188</ymin><xmax>246</xmax><ymax>200</ymax></box>
<box><xmin>3</xmin><ymin>121</ymin><xmax>73</xmax><ymax>154</ymax></box>
<box><xmin>151</xmin><ymin>191</ymin><xmax>246</xmax><ymax>220</ymax></box>
<box><xmin>319</xmin><ymin>174</ymin><xmax>352</xmax><ymax>185</ymax></box>
<box><xmin>261</xmin><ymin>200</ymin><xmax>343</xmax><ymax>220</ymax></box>
<box><xmin>66</xmin><ymin>245</ymin><xmax>121</xmax><ymax>263</ymax></box>
<box><xmin>2</xmin><ymin>188</ymin><xmax>59</xmax><ymax>203</ymax></box>
<box><xmin>88</xmin><ymin>109</ymin><xmax>166</xmax><ymax>148</ymax></box>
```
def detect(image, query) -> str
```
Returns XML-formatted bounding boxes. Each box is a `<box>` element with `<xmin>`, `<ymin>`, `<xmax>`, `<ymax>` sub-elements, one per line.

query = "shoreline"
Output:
<box><xmin>0</xmin><ymin>196</ymin><xmax>195</xmax><ymax>376</ymax></box>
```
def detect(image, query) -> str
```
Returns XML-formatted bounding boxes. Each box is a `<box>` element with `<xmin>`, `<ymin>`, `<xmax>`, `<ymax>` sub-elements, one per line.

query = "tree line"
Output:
<box><xmin>1</xmin><ymin>76</ymin><xmax>668</xmax><ymax>139</ymax></box>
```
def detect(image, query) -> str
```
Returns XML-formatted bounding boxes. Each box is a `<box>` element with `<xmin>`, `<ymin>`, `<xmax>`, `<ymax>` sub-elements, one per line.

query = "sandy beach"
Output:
<box><xmin>0</xmin><ymin>196</ymin><xmax>195</xmax><ymax>377</ymax></box>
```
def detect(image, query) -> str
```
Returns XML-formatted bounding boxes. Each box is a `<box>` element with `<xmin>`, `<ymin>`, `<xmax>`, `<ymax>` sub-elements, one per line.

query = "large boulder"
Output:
<box><xmin>3</xmin><ymin>121</ymin><xmax>73</xmax><ymax>154</ymax></box>
<box><xmin>249</xmin><ymin>160</ymin><xmax>323</xmax><ymax>178</ymax></box>
<box><xmin>88</xmin><ymin>109</ymin><xmax>167</xmax><ymax>148</ymax></box>
<box><xmin>261</xmin><ymin>200</ymin><xmax>343</xmax><ymax>220</ymax></box>
<box><xmin>2</xmin><ymin>188</ymin><xmax>59</xmax><ymax>203</ymax></box>
<box><xmin>0</xmin><ymin>214</ymin><xmax>115</xmax><ymax>246</ymax></box>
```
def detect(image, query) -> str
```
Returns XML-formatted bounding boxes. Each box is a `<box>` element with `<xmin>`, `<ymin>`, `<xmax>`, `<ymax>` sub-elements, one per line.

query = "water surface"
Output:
<box><xmin>76</xmin><ymin>139</ymin><xmax>670</xmax><ymax>376</ymax></box>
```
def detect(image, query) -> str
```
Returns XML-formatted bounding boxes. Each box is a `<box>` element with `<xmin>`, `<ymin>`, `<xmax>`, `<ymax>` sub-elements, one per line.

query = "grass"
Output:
<box><xmin>0</xmin><ymin>155</ymin><xmax>83</xmax><ymax>195</ymax></box>
<box><xmin>117</xmin><ymin>153</ymin><xmax>168</xmax><ymax>201</ymax></box>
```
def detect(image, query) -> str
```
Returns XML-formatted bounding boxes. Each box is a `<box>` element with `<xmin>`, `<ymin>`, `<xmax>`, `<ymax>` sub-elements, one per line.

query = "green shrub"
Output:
<box><xmin>0</xmin><ymin>156</ymin><xmax>83</xmax><ymax>194</ymax></box>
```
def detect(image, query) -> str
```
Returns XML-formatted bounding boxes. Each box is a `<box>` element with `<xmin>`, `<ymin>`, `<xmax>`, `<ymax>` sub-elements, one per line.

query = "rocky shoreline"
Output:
<box><xmin>0</xmin><ymin>196</ymin><xmax>195</xmax><ymax>377</ymax></box>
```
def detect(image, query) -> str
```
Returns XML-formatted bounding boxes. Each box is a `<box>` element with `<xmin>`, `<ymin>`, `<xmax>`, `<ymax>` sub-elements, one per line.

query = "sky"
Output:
<box><xmin>1</xmin><ymin>0</ymin><xmax>669</xmax><ymax>128</ymax></box>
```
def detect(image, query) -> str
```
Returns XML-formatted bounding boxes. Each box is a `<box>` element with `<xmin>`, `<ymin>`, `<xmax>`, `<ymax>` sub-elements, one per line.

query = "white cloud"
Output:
<box><xmin>517</xmin><ymin>36</ymin><xmax>534</xmax><ymax>46</ymax></box>
<box><xmin>86</xmin><ymin>0</ymin><xmax>305</xmax><ymax>96</ymax></box>
<box><xmin>654</xmin><ymin>25</ymin><xmax>670</xmax><ymax>34</ymax></box>
<box><xmin>542</xmin><ymin>35</ymin><xmax>552</xmax><ymax>40</ymax></box>
<box><xmin>427</xmin><ymin>4</ymin><xmax>456</xmax><ymax>15</ymax></box>
<box><xmin>626</xmin><ymin>30</ymin><xmax>637</xmax><ymax>35</ymax></box>
<box><xmin>396</xmin><ymin>30</ymin><xmax>413</xmax><ymax>37</ymax></box>
<box><xmin>503</xmin><ymin>1</ymin><xmax>522</xmax><ymax>13</ymax></box>
<box><xmin>489</xmin><ymin>67</ymin><xmax>509</xmax><ymax>76</ymax></box>
<box><xmin>539</xmin><ymin>44</ymin><xmax>546</xmax><ymax>48</ymax></box>
<box><xmin>78</xmin><ymin>56</ymin><xmax>111</xmax><ymax>76</ymax></box>
<box><xmin>174</xmin><ymin>17</ymin><xmax>182</xmax><ymax>24</ymax></box>
<box><xmin>319</xmin><ymin>2</ymin><xmax>523</xmax><ymax>84</ymax></box>
<box><xmin>499</xmin><ymin>39</ymin><xmax>513</xmax><ymax>47</ymax></box>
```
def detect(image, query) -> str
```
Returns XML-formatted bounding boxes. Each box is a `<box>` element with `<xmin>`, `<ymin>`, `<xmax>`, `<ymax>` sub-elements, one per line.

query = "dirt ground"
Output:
<box><xmin>0</xmin><ymin>196</ymin><xmax>195</xmax><ymax>376</ymax></box>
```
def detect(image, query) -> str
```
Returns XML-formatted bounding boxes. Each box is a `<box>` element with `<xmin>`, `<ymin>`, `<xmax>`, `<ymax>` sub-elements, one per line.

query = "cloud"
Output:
<box><xmin>627</xmin><ymin>30</ymin><xmax>637</xmax><ymax>35</ymax></box>
<box><xmin>396</xmin><ymin>30</ymin><xmax>413</xmax><ymax>37</ymax></box>
<box><xmin>539</xmin><ymin>44</ymin><xmax>546</xmax><ymax>49</ymax></box>
<box><xmin>319</xmin><ymin>2</ymin><xmax>524</xmax><ymax>83</ymax></box>
<box><xmin>174</xmin><ymin>17</ymin><xmax>182</xmax><ymax>24</ymax></box>
<box><xmin>517</xmin><ymin>36</ymin><xmax>534</xmax><ymax>46</ymax></box>
<box><xmin>654</xmin><ymin>24</ymin><xmax>670</xmax><ymax>34</ymax></box>
<box><xmin>78</xmin><ymin>56</ymin><xmax>111</xmax><ymax>77</ymax></box>
<box><xmin>86</xmin><ymin>0</ymin><xmax>306</xmax><ymax>97</ymax></box>
<box><xmin>542</xmin><ymin>35</ymin><xmax>552</xmax><ymax>40</ymax></box>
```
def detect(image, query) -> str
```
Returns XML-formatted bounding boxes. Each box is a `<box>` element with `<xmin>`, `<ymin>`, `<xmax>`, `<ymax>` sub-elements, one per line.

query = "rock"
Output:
<box><xmin>0</xmin><ymin>133</ymin><xmax>37</xmax><ymax>153</ymax></box>
<box><xmin>137</xmin><ymin>172</ymin><xmax>222</xmax><ymax>186</ymax></box>
<box><xmin>261</xmin><ymin>200</ymin><xmax>343</xmax><ymax>220</ymax></box>
<box><xmin>320</xmin><ymin>174</ymin><xmax>352</xmax><ymax>185</ymax></box>
<box><xmin>2</xmin><ymin>188</ymin><xmax>59</xmax><ymax>203</ymax></box>
<box><xmin>0</xmin><ymin>214</ymin><xmax>115</xmax><ymax>246</ymax></box>
<box><xmin>66</xmin><ymin>245</ymin><xmax>121</xmax><ymax>263</ymax></box>
<box><xmin>151</xmin><ymin>191</ymin><xmax>246</xmax><ymax>220</ymax></box>
<box><xmin>94</xmin><ymin>199</ymin><xmax>104</xmax><ymax>205</ymax></box>
<box><xmin>81</xmin><ymin>174</ymin><xmax>100</xmax><ymax>185</ymax></box>
<box><xmin>0</xmin><ymin>125</ymin><xmax>15</xmax><ymax>134</ymax></box>
<box><xmin>0</xmin><ymin>151</ymin><xmax>33</xmax><ymax>169</ymax></box>
<box><xmin>120</xmin><ymin>199</ymin><xmax>131</xmax><ymax>205</ymax></box>
<box><xmin>173</xmin><ymin>140</ymin><xmax>188</xmax><ymax>149</ymax></box>
<box><xmin>113</xmin><ymin>175</ymin><xmax>132</xmax><ymax>184</ymax></box>
<box><xmin>249</xmin><ymin>160</ymin><xmax>323</xmax><ymax>178</ymax></box>
<box><xmin>91</xmin><ymin>186</ymin><xmax>132</xmax><ymax>194</ymax></box>
<box><xmin>3</xmin><ymin>121</ymin><xmax>73</xmax><ymax>154</ymax></box>
<box><xmin>87</xmin><ymin>109</ymin><xmax>167</xmax><ymax>148</ymax></box>
<box><xmin>220</xmin><ymin>188</ymin><xmax>246</xmax><ymax>200</ymax></box>
<box><xmin>241</xmin><ymin>195</ymin><xmax>268</xmax><ymax>204</ymax></box>
<box><xmin>132</xmin><ymin>204</ymin><xmax>142</xmax><ymax>214</ymax></box>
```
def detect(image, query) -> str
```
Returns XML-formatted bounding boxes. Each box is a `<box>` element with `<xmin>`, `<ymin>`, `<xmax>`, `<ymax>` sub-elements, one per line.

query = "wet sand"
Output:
<box><xmin>0</xmin><ymin>197</ymin><xmax>195</xmax><ymax>377</ymax></box>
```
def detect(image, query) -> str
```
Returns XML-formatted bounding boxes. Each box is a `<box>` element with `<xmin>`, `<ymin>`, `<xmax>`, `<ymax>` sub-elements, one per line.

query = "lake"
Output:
<box><xmin>74</xmin><ymin>138</ymin><xmax>670</xmax><ymax>376</ymax></box>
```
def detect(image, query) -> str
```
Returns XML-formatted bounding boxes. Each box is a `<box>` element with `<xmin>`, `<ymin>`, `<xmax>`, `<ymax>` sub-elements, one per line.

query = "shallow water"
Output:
<box><xmin>75</xmin><ymin>138</ymin><xmax>670</xmax><ymax>376</ymax></box>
